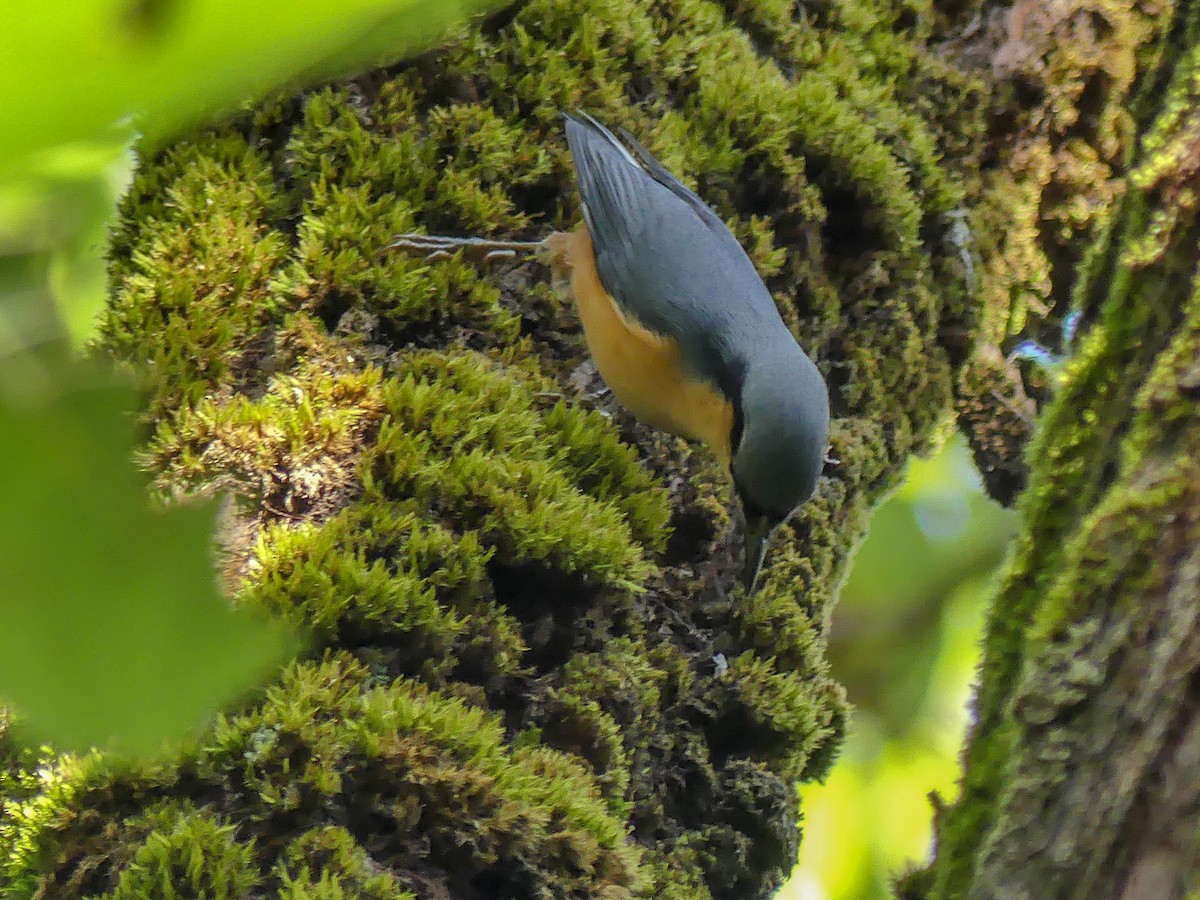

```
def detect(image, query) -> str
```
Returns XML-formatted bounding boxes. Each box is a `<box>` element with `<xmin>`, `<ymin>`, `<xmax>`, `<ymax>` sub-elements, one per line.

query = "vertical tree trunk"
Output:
<box><xmin>1</xmin><ymin>1</ymin><xmax>987</xmax><ymax>895</ymax></box>
<box><xmin>916</xmin><ymin>0</ymin><xmax>1200</xmax><ymax>896</ymax></box>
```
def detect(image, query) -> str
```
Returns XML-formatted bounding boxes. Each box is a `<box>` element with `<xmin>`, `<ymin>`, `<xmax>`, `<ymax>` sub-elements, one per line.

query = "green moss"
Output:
<box><xmin>1</xmin><ymin>750</ymin><xmax>84</xmax><ymax>898</ymax></box>
<box><xmin>540</xmin><ymin>401</ymin><xmax>673</xmax><ymax>552</ymax></box>
<box><xmin>145</xmin><ymin>350</ymin><xmax>385</xmax><ymax>497</ymax></box>
<box><xmin>3</xmin><ymin>658</ymin><xmax>641</xmax><ymax>897</ymax></box>
<box><xmin>721</xmin><ymin>653</ymin><xmax>844</xmax><ymax>782</ymax></box>
<box><xmin>360</xmin><ymin>349</ymin><xmax>664</xmax><ymax>587</ymax></box>
<box><xmin>963</xmin><ymin>0</ymin><xmax>1160</xmax><ymax>353</ymax></box>
<box><xmin>206</xmin><ymin>657</ymin><xmax>639</xmax><ymax>887</ymax></box>
<box><xmin>242</xmin><ymin>500</ymin><xmax>527</xmax><ymax>685</ymax></box>
<box><xmin>100</xmin><ymin>136</ymin><xmax>293</xmax><ymax>423</ymax></box>
<box><xmin>96</xmin><ymin>803</ymin><xmax>260</xmax><ymax>900</ymax></box>
<box><xmin>275</xmin><ymin>827</ymin><xmax>415</xmax><ymax>899</ymax></box>
<box><xmin>639</xmin><ymin>842</ymin><xmax>714</xmax><ymax>900</ymax></box>
<box><xmin>531</xmin><ymin>638</ymin><xmax>680</xmax><ymax>817</ymax></box>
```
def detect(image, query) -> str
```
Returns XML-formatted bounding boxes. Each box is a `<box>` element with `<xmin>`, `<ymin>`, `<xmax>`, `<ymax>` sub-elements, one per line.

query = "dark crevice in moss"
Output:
<box><xmin>487</xmin><ymin>561</ymin><xmax>600</xmax><ymax>674</ymax></box>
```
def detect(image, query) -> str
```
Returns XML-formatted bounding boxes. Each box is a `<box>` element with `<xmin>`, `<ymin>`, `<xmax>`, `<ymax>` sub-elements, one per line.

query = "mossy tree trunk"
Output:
<box><xmin>1</xmin><ymin>0</ymin><xmax>1196</xmax><ymax>897</ymax></box>
<box><xmin>917</xmin><ymin>0</ymin><xmax>1200</xmax><ymax>896</ymax></box>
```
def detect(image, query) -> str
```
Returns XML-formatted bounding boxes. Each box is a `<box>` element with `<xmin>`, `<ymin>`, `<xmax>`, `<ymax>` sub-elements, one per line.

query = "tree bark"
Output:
<box><xmin>916</xmin><ymin>0</ymin><xmax>1200</xmax><ymax>896</ymax></box>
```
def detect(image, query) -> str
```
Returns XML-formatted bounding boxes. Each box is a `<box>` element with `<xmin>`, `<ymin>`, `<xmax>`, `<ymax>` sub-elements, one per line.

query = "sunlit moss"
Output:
<box><xmin>275</xmin><ymin>826</ymin><xmax>417</xmax><ymax>899</ymax></box>
<box><xmin>97</xmin><ymin>803</ymin><xmax>261</xmax><ymax>899</ymax></box>
<box><xmin>101</xmin><ymin>136</ymin><xmax>293</xmax><ymax>423</ymax></box>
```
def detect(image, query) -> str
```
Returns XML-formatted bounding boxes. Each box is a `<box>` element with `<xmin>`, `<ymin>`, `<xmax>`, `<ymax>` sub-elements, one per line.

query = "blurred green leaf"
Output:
<box><xmin>1</xmin><ymin>0</ymin><xmax>493</xmax><ymax>177</ymax></box>
<box><xmin>2</xmin><ymin>0</ymin><xmax>498</xmax><ymax>347</ymax></box>
<box><xmin>44</xmin><ymin>135</ymin><xmax>137</xmax><ymax>348</ymax></box>
<box><xmin>0</xmin><ymin>359</ymin><xmax>297</xmax><ymax>755</ymax></box>
<box><xmin>0</xmin><ymin>0</ymin><xmax>497</xmax><ymax>751</ymax></box>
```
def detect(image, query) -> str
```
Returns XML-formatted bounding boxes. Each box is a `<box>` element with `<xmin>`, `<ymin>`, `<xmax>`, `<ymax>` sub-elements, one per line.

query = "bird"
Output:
<box><xmin>388</xmin><ymin>111</ymin><xmax>829</xmax><ymax>592</ymax></box>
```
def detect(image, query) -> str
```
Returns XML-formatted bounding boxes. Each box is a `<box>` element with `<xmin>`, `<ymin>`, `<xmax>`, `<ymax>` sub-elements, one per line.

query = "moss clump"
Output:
<box><xmin>3</xmin><ymin>0</ymin><xmax>989</xmax><ymax>896</ymax></box>
<box><xmin>275</xmin><ymin>826</ymin><xmax>416</xmax><ymax>899</ymax></box>
<box><xmin>102</xmin><ymin>136</ymin><xmax>294</xmax><ymax>424</ymax></box>
<box><xmin>145</xmin><ymin>348</ymin><xmax>386</xmax><ymax>502</ymax></box>
<box><xmin>242</xmin><ymin>502</ymin><xmax>523</xmax><ymax>686</ymax></box>
<box><xmin>362</xmin><ymin>349</ymin><xmax>666</xmax><ymax>587</ymax></box>
<box><xmin>3</xmin><ymin>658</ymin><xmax>640</xmax><ymax>898</ymax></box>
<box><xmin>97</xmin><ymin>803</ymin><xmax>261</xmax><ymax>899</ymax></box>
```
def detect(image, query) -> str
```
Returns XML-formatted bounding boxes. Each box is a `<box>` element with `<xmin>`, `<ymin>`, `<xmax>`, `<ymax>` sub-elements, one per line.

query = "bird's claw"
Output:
<box><xmin>385</xmin><ymin>234</ymin><xmax>470</xmax><ymax>258</ymax></box>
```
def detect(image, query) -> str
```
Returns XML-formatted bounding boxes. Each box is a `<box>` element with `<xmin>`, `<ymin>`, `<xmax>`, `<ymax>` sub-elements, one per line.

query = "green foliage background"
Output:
<box><xmin>783</xmin><ymin>437</ymin><xmax>1015</xmax><ymax>899</ymax></box>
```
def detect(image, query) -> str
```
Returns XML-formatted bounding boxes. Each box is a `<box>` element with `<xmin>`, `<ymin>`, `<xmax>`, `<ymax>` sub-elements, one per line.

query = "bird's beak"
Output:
<box><xmin>741</xmin><ymin>511</ymin><xmax>772</xmax><ymax>593</ymax></box>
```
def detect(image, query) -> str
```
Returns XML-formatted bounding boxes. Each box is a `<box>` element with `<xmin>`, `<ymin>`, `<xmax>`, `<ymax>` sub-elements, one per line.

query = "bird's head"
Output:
<box><xmin>730</xmin><ymin>343</ymin><xmax>829</xmax><ymax>592</ymax></box>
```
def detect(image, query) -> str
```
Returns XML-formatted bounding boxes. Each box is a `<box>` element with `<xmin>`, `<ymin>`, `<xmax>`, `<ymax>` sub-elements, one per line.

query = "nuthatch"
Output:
<box><xmin>389</xmin><ymin>112</ymin><xmax>829</xmax><ymax>591</ymax></box>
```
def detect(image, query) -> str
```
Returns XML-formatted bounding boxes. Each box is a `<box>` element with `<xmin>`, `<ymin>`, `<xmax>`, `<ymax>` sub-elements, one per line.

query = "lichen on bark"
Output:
<box><xmin>1</xmin><ymin>0</ymin><xmax>986</xmax><ymax>897</ymax></box>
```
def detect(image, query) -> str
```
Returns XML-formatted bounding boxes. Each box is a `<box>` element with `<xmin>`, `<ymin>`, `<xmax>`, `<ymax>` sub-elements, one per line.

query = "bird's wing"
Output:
<box><xmin>563</xmin><ymin>112</ymin><xmax>725</xmax><ymax>250</ymax></box>
<box><xmin>562</xmin><ymin>112</ymin><xmax>775</xmax><ymax>386</ymax></box>
<box><xmin>563</xmin><ymin>112</ymin><xmax>653</xmax><ymax>266</ymax></box>
<box><xmin>613</xmin><ymin>124</ymin><xmax>730</xmax><ymax>234</ymax></box>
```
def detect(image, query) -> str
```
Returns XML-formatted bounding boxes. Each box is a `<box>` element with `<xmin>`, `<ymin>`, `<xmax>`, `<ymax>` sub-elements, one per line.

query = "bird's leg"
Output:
<box><xmin>385</xmin><ymin>233</ymin><xmax>547</xmax><ymax>264</ymax></box>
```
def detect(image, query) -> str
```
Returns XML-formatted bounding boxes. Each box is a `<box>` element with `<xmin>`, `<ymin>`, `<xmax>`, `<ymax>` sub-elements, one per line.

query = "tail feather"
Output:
<box><xmin>562</xmin><ymin>111</ymin><xmax>642</xmax><ymax>170</ymax></box>
<box><xmin>563</xmin><ymin>111</ymin><xmax>725</xmax><ymax>234</ymax></box>
<box><xmin>562</xmin><ymin>111</ymin><xmax>649</xmax><ymax>254</ymax></box>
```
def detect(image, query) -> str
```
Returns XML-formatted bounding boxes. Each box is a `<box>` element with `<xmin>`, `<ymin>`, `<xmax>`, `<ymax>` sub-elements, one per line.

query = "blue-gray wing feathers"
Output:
<box><xmin>561</xmin><ymin>111</ymin><xmax>780</xmax><ymax>392</ymax></box>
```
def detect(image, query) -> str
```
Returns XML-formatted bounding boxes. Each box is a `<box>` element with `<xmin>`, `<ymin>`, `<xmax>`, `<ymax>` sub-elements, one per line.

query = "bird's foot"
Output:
<box><xmin>385</xmin><ymin>233</ymin><xmax>545</xmax><ymax>263</ymax></box>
